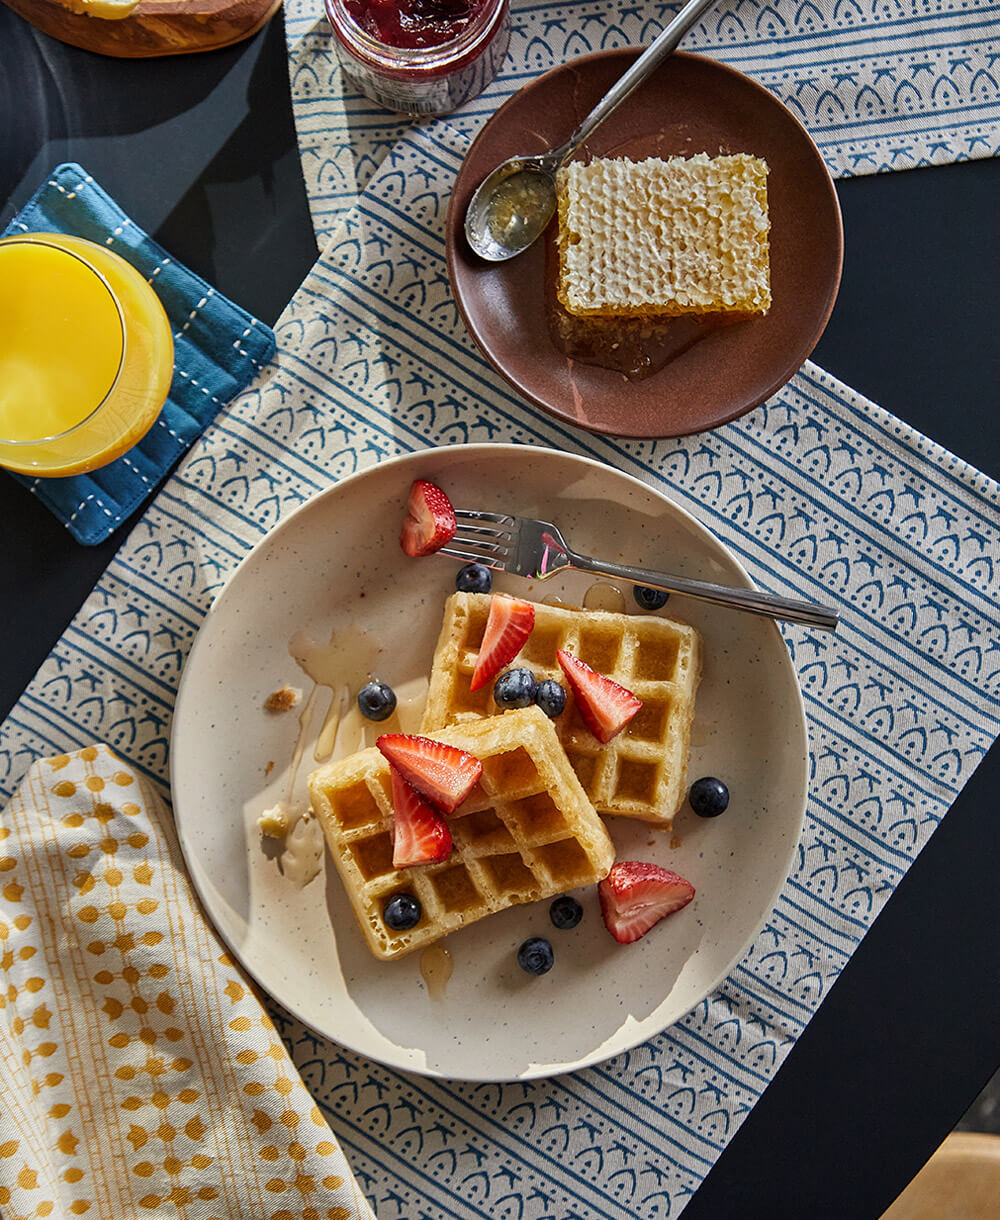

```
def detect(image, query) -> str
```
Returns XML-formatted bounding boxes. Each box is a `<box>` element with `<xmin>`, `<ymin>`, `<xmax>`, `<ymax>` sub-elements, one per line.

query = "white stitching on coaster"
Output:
<box><xmin>157</xmin><ymin>417</ymin><xmax>186</xmax><ymax>447</ymax></box>
<box><xmin>120</xmin><ymin>455</ymin><xmax>152</xmax><ymax>487</ymax></box>
<box><xmin>232</xmin><ymin>318</ymin><xmax>264</xmax><ymax>367</ymax></box>
<box><xmin>66</xmin><ymin>492</ymin><xmax>119</xmax><ymax>526</ymax></box>
<box><xmin>147</xmin><ymin>255</ymin><xmax>170</xmax><ymax>284</ymax></box>
<box><xmin>175</xmin><ymin>368</ymin><xmax>221</xmax><ymax>405</ymax></box>
<box><xmin>65</xmin><ymin>177</ymin><xmax>89</xmax><ymax>201</ymax></box>
<box><xmin>173</xmin><ymin>288</ymin><xmax>215</xmax><ymax>339</ymax></box>
<box><xmin>105</xmin><ymin>219</ymin><xmax>131</xmax><ymax>246</ymax></box>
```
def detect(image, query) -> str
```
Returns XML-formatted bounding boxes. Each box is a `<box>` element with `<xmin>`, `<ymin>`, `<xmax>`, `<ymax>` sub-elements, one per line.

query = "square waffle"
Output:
<box><xmin>421</xmin><ymin>592</ymin><xmax>702</xmax><ymax>826</ymax></box>
<box><xmin>307</xmin><ymin>705</ymin><xmax>614</xmax><ymax>961</ymax></box>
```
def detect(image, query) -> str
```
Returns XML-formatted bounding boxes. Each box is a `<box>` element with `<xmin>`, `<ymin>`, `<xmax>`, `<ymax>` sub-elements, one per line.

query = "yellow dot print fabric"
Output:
<box><xmin>0</xmin><ymin>745</ymin><xmax>375</xmax><ymax>1220</ymax></box>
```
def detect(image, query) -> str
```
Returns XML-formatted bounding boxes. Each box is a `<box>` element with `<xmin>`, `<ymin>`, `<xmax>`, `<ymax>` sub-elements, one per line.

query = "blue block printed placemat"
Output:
<box><xmin>1</xmin><ymin>2</ymin><xmax>999</xmax><ymax>1216</ymax></box>
<box><xmin>283</xmin><ymin>0</ymin><xmax>1000</xmax><ymax>242</ymax></box>
<box><xmin>2</xmin><ymin>163</ymin><xmax>276</xmax><ymax>545</ymax></box>
<box><xmin>2</xmin><ymin>125</ymin><xmax>999</xmax><ymax>1216</ymax></box>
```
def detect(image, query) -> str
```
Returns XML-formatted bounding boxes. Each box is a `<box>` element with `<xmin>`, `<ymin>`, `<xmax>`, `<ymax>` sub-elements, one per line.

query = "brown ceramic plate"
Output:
<box><xmin>446</xmin><ymin>49</ymin><xmax>843</xmax><ymax>438</ymax></box>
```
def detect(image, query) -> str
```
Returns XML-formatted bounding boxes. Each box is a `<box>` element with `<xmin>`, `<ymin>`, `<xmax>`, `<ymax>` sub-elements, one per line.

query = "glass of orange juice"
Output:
<box><xmin>0</xmin><ymin>233</ymin><xmax>174</xmax><ymax>477</ymax></box>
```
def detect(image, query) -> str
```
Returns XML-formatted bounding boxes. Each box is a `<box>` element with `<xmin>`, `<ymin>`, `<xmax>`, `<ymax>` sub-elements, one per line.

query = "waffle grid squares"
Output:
<box><xmin>308</xmin><ymin>707</ymin><xmax>614</xmax><ymax>960</ymax></box>
<box><xmin>421</xmin><ymin>593</ymin><xmax>702</xmax><ymax>826</ymax></box>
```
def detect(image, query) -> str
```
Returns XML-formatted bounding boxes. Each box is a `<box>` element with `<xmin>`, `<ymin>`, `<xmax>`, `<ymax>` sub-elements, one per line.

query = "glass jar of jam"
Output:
<box><xmin>326</xmin><ymin>0</ymin><xmax>510</xmax><ymax>115</ymax></box>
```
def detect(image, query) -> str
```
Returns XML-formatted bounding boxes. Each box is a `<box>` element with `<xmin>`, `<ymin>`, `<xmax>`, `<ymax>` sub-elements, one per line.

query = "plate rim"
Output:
<box><xmin>445</xmin><ymin>48</ymin><xmax>844</xmax><ymax>440</ymax></box>
<box><xmin>169</xmin><ymin>443</ymin><xmax>811</xmax><ymax>1080</ymax></box>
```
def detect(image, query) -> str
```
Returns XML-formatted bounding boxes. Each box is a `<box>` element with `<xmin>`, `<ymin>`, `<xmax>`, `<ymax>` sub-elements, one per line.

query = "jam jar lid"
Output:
<box><xmin>327</xmin><ymin>0</ymin><xmax>509</xmax><ymax>80</ymax></box>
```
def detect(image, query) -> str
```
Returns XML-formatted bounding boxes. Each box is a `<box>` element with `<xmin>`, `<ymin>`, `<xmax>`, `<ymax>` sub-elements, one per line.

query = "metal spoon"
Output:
<box><xmin>465</xmin><ymin>0</ymin><xmax>720</xmax><ymax>262</ymax></box>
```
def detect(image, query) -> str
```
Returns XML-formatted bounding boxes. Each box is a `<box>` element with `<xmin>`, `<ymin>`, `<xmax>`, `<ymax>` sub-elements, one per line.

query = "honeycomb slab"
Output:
<box><xmin>556</xmin><ymin>153</ymin><xmax>771</xmax><ymax>318</ymax></box>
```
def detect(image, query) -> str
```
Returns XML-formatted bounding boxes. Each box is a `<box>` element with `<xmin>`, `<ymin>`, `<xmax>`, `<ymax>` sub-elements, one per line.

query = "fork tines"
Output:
<box><xmin>442</xmin><ymin>510</ymin><xmax>515</xmax><ymax>570</ymax></box>
<box><xmin>454</xmin><ymin>510</ymin><xmax>514</xmax><ymax>532</ymax></box>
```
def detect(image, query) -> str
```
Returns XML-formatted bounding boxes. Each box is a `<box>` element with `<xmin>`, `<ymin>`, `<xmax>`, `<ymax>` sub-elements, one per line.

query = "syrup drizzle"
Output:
<box><xmin>419</xmin><ymin>943</ymin><xmax>453</xmax><ymax>1000</ymax></box>
<box><xmin>288</xmin><ymin>688</ymin><xmax>318</xmax><ymax>795</ymax></box>
<box><xmin>257</xmin><ymin>687</ymin><xmax>325</xmax><ymax>887</ymax></box>
<box><xmin>582</xmin><ymin>581</ymin><xmax>627</xmax><ymax>614</ymax></box>
<box><xmin>260</xmin><ymin>624</ymin><xmax>429</xmax><ymax>890</ymax></box>
<box><xmin>278</xmin><ymin>812</ymin><xmax>325</xmax><ymax>887</ymax></box>
<box><xmin>290</xmin><ymin>624</ymin><xmax>382</xmax><ymax>762</ymax></box>
<box><xmin>315</xmin><ymin>686</ymin><xmax>350</xmax><ymax>763</ymax></box>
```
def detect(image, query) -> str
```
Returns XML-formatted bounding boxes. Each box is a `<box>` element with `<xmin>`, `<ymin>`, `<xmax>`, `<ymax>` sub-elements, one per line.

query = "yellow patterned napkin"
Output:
<box><xmin>0</xmin><ymin>745</ymin><xmax>375</xmax><ymax>1220</ymax></box>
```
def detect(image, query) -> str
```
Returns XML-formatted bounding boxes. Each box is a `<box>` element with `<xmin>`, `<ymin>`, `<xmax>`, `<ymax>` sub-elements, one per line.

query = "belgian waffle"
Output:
<box><xmin>421</xmin><ymin>593</ymin><xmax>702</xmax><ymax>826</ymax></box>
<box><xmin>307</xmin><ymin>706</ymin><xmax>614</xmax><ymax>961</ymax></box>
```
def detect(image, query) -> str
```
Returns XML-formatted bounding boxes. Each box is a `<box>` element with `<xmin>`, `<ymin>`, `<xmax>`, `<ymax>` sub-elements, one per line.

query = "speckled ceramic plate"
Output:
<box><xmin>446</xmin><ymin>50</ymin><xmax>843</xmax><ymax>439</ymax></box>
<box><xmin>170</xmin><ymin>445</ymin><xmax>808</xmax><ymax>1081</ymax></box>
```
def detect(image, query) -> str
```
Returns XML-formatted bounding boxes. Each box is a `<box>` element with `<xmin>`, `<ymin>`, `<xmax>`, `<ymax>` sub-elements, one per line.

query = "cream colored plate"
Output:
<box><xmin>170</xmin><ymin>444</ymin><xmax>808</xmax><ymax>1081</ymax></box>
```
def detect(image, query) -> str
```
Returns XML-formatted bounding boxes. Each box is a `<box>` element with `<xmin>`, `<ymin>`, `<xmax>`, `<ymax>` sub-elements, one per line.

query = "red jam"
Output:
<box><xmin>344</xmin><ymin>0</ymin><xmax>488</xmax><ymax>50</ymax></box>
<box><xmin>327</xmin><ymin>0</ymin><xmax>509</xmax><ymax>115</ymax></box>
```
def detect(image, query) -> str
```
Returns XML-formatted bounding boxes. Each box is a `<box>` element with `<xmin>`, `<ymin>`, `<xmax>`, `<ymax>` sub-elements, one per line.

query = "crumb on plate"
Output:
<box><xmin>264</xmin><ymin>686</ymin><xmax>302</xmax><ymax>713</ymax></box>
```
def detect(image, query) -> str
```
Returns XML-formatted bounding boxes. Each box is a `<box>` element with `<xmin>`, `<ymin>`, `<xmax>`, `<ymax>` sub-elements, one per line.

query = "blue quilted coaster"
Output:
<box><xmin>2</xmin><ymin>162</ymin><xmax>276</xmax><ymax>545</ymax></box>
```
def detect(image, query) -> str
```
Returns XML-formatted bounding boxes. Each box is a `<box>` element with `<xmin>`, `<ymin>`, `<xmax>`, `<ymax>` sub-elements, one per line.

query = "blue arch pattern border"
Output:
<box><xmin>284</xmin><ymin>0</ymin><xmax>1000</xmax><ymax>244</ymax></box>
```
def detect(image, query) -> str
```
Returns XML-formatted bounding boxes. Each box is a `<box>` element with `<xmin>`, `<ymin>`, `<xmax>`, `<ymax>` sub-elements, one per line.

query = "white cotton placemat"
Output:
<box><xmin>283</xmin><ymin>0</ymin><xmax>1000</xmax><ymax>242</ymax></box>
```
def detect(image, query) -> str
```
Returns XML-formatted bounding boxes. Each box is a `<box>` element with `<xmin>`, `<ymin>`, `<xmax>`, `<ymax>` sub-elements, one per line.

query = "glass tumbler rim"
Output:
<box><xmin>0</xmin><ymin>233</ymin><xmax>128</xmax><ymax>447</ymax></box>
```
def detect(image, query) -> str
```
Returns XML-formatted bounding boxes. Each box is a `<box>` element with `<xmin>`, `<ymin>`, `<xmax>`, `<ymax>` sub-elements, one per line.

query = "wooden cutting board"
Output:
<box><xmin>2</xmin><ymin>0</ymin><xmax>283</xmax><ymax>56</ymax></box>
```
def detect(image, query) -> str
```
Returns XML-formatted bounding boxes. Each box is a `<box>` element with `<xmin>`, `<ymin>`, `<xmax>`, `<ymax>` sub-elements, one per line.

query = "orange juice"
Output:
<box><xmin>0</xmin><ymin>234</ymin><xmax>174</xmax><ymax>476</ymax></box>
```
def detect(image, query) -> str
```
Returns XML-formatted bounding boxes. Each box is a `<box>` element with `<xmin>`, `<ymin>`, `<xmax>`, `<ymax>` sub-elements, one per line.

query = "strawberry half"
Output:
<box><xmin>598</xmin><ymin>861</ymin><xmax>695</xmax><ymax>944</ymax></box>
<box><xmin>388</xmin><ymin>765</ymin><xmax>452</xmax><ymax>868</ymax></box>
<box><xmin>377</xmin><ymin>733</ymin><xmax>482</xmax><ymax>814</ymax></box>
<box><xmin>400</xmin><ymin>479</ymin><xmax>456</xmax><ymax>557</ymax></box>
<box><xmin>556</xmin><ymin>650</ymin><xmax>642</xmax><ymax>743</ymax></box>
<box><xmin>469</xmin><ymin>595</ymin><xmax>535</xmax><ymax>692</ymax></box>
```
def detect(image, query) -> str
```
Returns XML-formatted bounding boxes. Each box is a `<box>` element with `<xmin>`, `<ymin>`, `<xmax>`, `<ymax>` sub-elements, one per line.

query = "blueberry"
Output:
<box><xmin>534</xmin><ymin>679</ymin><xmax>567</xmax><ymax>719</ymax></box>
<box><xmin>358</xmin><ymin>680</ymin><xmax>397</xmax><ymax>721</ymax></box>
<box><xmin>689</xmin><ymin>776</ymin><xmax>730</xmax><ymax>817</ymax></box>
<box><xmin>494</xmin><ymin>667</ymin><xmax>538</xmax><ymax>710</ymax></box>
<box><xmin>549</xmin><ymin>895</ymin><xmax>583</xmax><ymax>930</ymax></box>
<box><xmin>517</xmin><ymin>936</ymin><xmax>554</xmax><ymax>975</ymax></box>
<box><xmin>455</xmin><ymin>563</ymin><xmax>493</xmax><ymax>594</ymax></box>
<box><xmin>633</xmin><ymin>585</ymin><xmax>670</xmax><ymax>611</ymax></box>
<box><xmin>383</xmin><ymin>893</ymin><xmax>421</xmax><ymax>931</ymax></box>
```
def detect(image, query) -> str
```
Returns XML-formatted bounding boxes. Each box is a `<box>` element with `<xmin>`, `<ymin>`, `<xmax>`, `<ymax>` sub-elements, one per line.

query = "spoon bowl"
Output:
<box><xmin>464</xmin><ymin>158</ymin><xmax>560</xmax><ymax>262</ymax></box>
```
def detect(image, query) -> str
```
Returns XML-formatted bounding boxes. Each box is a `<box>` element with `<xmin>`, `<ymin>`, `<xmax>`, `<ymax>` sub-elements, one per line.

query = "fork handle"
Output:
<box><xmin>568</xmin><ymin>552</ymin><xmax>839</xmax><ymax>631</ymax></box>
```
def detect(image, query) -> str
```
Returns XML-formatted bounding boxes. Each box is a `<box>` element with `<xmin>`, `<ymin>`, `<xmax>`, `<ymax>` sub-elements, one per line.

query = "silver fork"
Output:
<box><xmin>441</xmin><ymin>511</ymin><xmax>839</xmax><ymax>631</ymax></box>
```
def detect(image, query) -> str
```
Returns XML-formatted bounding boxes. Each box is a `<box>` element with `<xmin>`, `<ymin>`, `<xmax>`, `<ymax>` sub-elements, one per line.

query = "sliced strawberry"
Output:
<box><xmin>598</xmin><ymin>861</ymin><xmax>695</xmax><ymax>944</ymax></box>
<box><xmin>377</xmin><ymin>733</ymin><xmax>483</xmax><ymax>814</ymax></box>
<box><xmin>388</xmin><ymin>765</ymin><xmax>452</xmax><ymax>868</ymax></box>
<box><xmin>556</xmin><ymin>650</ymin><xmax>642</xmax><ymax>743</ymax></box>
<box><xmin>400</xmin><ymin>479</ymin><xmax>456</xmax><ymax>557</ymax></box>
<box><xmin>469</xmin><ymin>595</ymin><xmax>535</xmax><ymax>692</ymax></box>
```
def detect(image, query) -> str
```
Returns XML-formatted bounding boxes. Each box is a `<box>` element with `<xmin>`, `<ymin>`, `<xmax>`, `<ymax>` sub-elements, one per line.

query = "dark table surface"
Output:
<box><xmin>1</xmin><ymin>9</ymin><xmax>998</xmax><ymax>1216</ymax></box>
